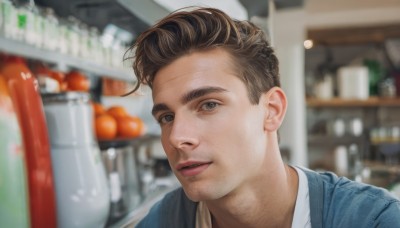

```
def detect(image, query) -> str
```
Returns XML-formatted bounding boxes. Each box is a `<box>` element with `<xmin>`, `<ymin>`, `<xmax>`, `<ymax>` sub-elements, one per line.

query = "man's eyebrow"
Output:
<box><xmin>181</xmin><ymin>86</ymin><xmax>227</xmax><ymax>104</ymax></box>
<box><xmin>151</xmin><ymin>86</ymin><xmax>227</xmax><ymax>117</ymax></box>
<box><xmin>152</xmin><ymin>103</ymin><xmax>170</xmax><ymax>117</ymax></box>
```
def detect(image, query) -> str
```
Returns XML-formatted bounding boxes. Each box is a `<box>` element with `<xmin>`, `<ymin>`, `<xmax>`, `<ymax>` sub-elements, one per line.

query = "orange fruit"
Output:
<box><xmin>95</xmin><ymin>114</ymin><xmax>117</xmax><ymax>140</ymax></box>
<box><xmin>35</xmin><ymin>64</ymin><xmax>51</xmax><ymax>75</ymax></box>
<box><xmin>49</xmin><ymin>70</ymin><xmax>66</xmax><ymax>91</ymax></box>
<box><xmin>107</xmin><ymin>106</ymin><xmax>128</xmax><ymax>119</ymax></box>
<box><xmin>92</xmin><ymin>102</ymin><xmax>105</xmax><ymax>116</ymax></box>
<box><xmin>50</xmin><ymin>70</ymin><xmax>65</xmax><ymax>84</ymax></box>
<box><xmin>116</xmin><ymin>116</ymin><xmax>144</xmax><ymax>138</ymax></box>
<box><xmin>65</xmin><ymin>71</ymin><xmax>90</xmax><ymax>92</ymax></box>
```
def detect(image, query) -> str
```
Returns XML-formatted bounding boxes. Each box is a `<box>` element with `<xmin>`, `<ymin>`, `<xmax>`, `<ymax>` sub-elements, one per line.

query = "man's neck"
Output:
<box><xmin>205</xmin><ymin>163</ymin><xmax>299</xmax><ymax>228</ymax></box>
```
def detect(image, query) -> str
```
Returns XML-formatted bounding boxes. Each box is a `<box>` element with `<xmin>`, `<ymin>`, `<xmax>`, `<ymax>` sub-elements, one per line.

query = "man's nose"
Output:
<box><xmin>168</xmin><ymin>114</ymin><xmax>199</xmax><ymax>150</ymax></box>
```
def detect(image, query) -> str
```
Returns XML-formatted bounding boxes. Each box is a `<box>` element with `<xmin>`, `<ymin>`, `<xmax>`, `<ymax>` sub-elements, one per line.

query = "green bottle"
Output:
<box><xmin>364</xmin><ymin>59</ymin><xmax>383</xmax><ymax>96</ymax></box>
<box><xmin>0</xmin><ymin>76</ymin><xmax>30</xmax><ymax>228</ymax></box>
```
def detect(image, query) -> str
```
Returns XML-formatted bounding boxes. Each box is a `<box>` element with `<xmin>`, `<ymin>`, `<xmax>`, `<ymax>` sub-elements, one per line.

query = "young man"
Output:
<box><xmin>129</xmin><ymin>7</ymin><xmax>400</xmax><ymax>228</ymax></box>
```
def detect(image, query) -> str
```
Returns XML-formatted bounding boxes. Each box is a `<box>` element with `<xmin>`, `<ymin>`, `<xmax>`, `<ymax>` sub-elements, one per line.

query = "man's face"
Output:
<box><xmin>152</xmin><ymin>48</ymin><xmax>269</xmax><ymax>202</ymax></box>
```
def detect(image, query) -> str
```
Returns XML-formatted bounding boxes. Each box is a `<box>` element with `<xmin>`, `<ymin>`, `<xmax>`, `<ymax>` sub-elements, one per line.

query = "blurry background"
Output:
<box><xmin>1</xmin><ymin>0</ymin><xmax>400</xmax><ymax>227</ymax></box>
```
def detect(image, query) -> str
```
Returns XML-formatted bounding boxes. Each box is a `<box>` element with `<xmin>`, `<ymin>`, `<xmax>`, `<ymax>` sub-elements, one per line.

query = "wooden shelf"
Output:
<box><xmin>308</xmin><ymin>134</ymin><xmax>365</xmax><ymax>145</ymax></box>
<box><xmin>308</xmin><ymin>23</ymin><xmax>400</xmax><ymax>46</ymax></box>
<box><xmin>307</xmin><ymin>97</ymin><xmax>400</xmax><ymax>108</ymax></box>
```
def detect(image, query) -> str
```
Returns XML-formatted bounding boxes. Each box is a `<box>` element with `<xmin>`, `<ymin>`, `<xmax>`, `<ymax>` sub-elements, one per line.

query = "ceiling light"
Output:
<box><xmin>304</xmin><ymin>39</ymin><xmax>313</xmax><ymax>49</ymax></box>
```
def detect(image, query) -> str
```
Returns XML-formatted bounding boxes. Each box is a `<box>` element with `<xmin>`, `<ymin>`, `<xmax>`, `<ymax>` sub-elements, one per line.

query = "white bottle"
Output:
<box><xmin>334</xmin><ymin>145</ymin><xmax>348</xmax><ymax>176</ymax></box>
<box><xmin>1</xmin><ymin>0</ymin><xmax>18</xmax><ymax>39</ymax></box>
<box><xmin>42</xmin><ymin>8</ymin><xmax>59</xmax><ymax>51</ymax></box>
<box><xmin>42</xmin><ymin>92</ymin><xmax>110</xmax><ymax>228</ymax></box>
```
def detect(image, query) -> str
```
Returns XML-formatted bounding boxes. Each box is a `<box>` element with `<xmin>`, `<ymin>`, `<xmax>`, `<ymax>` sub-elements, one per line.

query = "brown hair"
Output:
<box><xmin>126</xmin><ymin>7</ymin><xmax>280</xmax><ymax>104</ymax></box>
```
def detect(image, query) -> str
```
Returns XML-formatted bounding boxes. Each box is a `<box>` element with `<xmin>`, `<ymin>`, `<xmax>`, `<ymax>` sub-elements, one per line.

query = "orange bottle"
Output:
<box><xmin>1</xmin><ymin>56</ymin><xmax>57</xmax><ymax>228</ymax></box>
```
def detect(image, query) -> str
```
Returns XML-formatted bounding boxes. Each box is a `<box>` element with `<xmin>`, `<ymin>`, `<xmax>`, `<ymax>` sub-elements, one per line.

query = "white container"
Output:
<box><xmin>314</xmin><ymin>74</ymin><xmax>333</xmax><ymax>100</ymax></box>
<box><xmin>43</xmin><ymin>92</ymin><xmax>110</xmax><ymax>228</ymax></box>
<box><xmin>51</xmin><ymin>145</ymin><xmax>110</xmax><ymax>228</ymax></box>
<box><xmin>348</xmin><ymin>118</ymin><xmax>363</xmax><ymax>137</ymax></box>
<box><xmin>334</xmin><ymin>145</ymin><xmax>348</xmax><ymax>175</ymax></box>
<box><xmin>337</xmin><ymin>66</ymin><xmax>369</xmax><ymax>100</ymax></box>
<box><xmin>43</xmin><ymin>92</ymin><xmax>95</xmax><ymax>146</ymax></box>
<box><xmin>328</xmin><ymin>118</ymin><xmax>346</xmax><ymax>137</ymax></box>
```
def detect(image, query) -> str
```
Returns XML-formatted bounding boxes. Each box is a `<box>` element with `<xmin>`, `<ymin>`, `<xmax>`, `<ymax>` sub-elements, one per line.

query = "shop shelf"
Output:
<box><xmin>98</xmin><ymin>135</ymin><xmax>160</xmax><ymax>151</ymax></box>
<box><xmin>306</xmin><ymin>97</ymin><xmax>400</xmax><ymax>108</ymax></box>
<box><xmin>0</xmin><ymin>37</ymin><xmax>134</xmax><ymax>82</ymax></box>
<box><xmin>307</xmin><ymin>134</ymin><xmax>366</xmax><ymax>145</ymax></box>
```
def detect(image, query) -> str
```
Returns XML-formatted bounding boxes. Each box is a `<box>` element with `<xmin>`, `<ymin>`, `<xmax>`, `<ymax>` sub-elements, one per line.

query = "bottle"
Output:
<box><xmin>1</xmin><ymin>56</ymin><xmax>57</xmax><ymax>228</ymax></box>
<box><xmin>42</xmin><ymin>8</ymin><xmax>59</xmax><ymax>51</ymax></box>
<box><xmin>364</xmin><ymin>59</ymin><xmax>383</xmax><ymax>96</ymax></box>
<box><xmin>334</xmin><ymin>145</ymin><xmax>348</xmax><ymax>176</ymax></box>
<box><xmin>1</xmin><ymin>0</ymin><xmax>18</xmax><ymax>39</ymax></box>
<box><xmin>348</xmin><ymin>144</ymin><xmax>363</xmax><ymax>182</ymax></box>
<box><xmin>0</xmin><ymin>76</ymin><xmax>30</xmax><ymax>228</ymax></box>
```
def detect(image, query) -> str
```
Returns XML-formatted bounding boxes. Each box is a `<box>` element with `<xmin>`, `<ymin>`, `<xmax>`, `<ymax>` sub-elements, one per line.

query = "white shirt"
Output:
<box><xmin>195</xmin><ymin>166</ymin><xmax>311</xmax><ymax>228</ymax></box>
<box><xmin>292</xmin><ymin>166</ymin><xmax>311</xmax><ymax>228</ymax></box>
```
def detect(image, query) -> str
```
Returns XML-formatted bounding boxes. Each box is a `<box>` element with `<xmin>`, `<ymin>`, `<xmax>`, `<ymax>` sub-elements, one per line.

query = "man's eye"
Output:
<box><xmin>159</xmin><ymin>114</ymin><xmax>174</xmax><ymax>124</ymax></box>
<box><xmin>201</xmin><ymin>102</ymin><xmax>219</xmax><ymax>111</ymax></box>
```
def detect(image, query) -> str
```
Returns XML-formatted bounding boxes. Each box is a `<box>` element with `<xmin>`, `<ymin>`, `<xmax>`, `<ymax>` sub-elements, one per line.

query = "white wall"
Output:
<box><xmin>305</xmin><ymin>0</ymin><xmax>400</xmax><ymax>28</ymax></box>
<box><xmin>271</xmin><ymin>9</ymin><xmax>308</xmax><ymax>167</ymax></box>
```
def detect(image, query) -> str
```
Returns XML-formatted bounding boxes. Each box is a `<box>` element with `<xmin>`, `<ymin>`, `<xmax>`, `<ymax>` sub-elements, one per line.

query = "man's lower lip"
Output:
<box><xmin>179</xmin><ymin>163</ymin><xmax>210</xmax><ymax>177</ymax></box>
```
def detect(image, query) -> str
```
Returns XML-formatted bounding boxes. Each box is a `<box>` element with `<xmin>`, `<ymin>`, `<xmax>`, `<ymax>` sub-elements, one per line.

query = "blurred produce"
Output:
<box><xmin>49</xmin><ymin>70</ymin><xmax>66</xmax><ymax>89</ymax></box>
<box><xmin>34</xmin><ymin>64</ymin><xmax>66</xmax><ymax>93</ymax></box>
<box><xmin>116</xmin><ymin>116</ymin><xmax>144</xmax><ymax>138</ymax></box>
<box><xmin>92</xmin><ymin>102</ymin><xmax>105</xmax><ymax>117</ymax></box>
<box><xmin>94</xmin><ymin>104</ymin><xmax>145</xmax><ymax>140</ymax></box>
<box><xmin>102</xmin><ymin>78</ymin><xmax>134</xmax><ymax>96</ymax></box>
<box><xmin>107</xmin><ymin>105</ymin><xmax>128</xmax><ymax>119</ymax></box>
<box><xmin>95</xmin><ymin>113</ymin><xmax>118</xmax><ymax>140</ymax></box>
<box><xmin>65</xmin><ymin>70</ymin><xmax>90</xmax><ymax>92</ymax></box>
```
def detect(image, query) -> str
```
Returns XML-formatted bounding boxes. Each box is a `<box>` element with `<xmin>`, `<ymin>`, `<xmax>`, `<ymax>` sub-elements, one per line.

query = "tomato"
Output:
<box><xmin>65</xmin><ymin>71</ymin><xmax>90</xmax><ymax>92</ymax></box>
<box><xmin>92</xmin><ymin>102</ymin><xmax>105</xmax><ymax>117</ymax></box>
<box><xmin>107</xmin><ymin>106</ymin><xmax>128</xmax><ymax>119</ymax></box>
<box><xmin>95</xmin><ymin>114</ymin><xmax>117</xmax><ymax>140</ymax></box>
<box><xmin>116</xmin><ymin>116</ymin><xmax>144</xmax><ymax>138</ymax></box>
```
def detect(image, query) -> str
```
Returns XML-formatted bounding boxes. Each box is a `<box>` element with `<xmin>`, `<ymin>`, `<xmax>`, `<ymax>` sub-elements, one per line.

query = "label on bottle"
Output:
<box><xmin>17</xmin><ymin>11</ymin><xmax>27</xmax><ymax>30</ymax></box>
<box><xmin>109</xmin><ymin>172</ymin><xmax>121</xmax><ymax>203</ymax></box>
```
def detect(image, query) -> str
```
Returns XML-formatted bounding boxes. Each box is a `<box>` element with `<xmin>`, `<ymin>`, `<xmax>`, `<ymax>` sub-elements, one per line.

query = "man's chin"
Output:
<box><xmin>182</xmin><ymin>186</ymin><xmax>221</xmax><ymax>202</ymax></box>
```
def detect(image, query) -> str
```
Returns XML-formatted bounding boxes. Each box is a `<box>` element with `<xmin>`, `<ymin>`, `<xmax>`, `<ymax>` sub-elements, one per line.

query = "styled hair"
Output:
<box><xmin>127</xmin><ymin>7</ymin><xmax>280</xmax><ymax>104</ymax></box>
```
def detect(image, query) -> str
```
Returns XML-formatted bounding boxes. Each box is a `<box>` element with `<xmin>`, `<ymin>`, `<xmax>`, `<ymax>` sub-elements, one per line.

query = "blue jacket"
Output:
<box><xmin>137</xmin><ymin>169</ymin><xmax>400</xmax><ymax>227</ymax></box>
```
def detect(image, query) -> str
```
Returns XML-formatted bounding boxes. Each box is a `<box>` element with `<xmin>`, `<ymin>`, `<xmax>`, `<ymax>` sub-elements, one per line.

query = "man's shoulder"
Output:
<box><xmin>304</xmin><ymin>168</ymin><xmax>397</xmax><ymax>202</ymax></box>
<box><xmin>302</xmin><ymin>168</ymin><xmax>400</xmax><ymax>227</ymax></box>
<box><xmin>136</xmin><ymin>187</ymin><xmax>198</xmax><ymax>228</ymax></box>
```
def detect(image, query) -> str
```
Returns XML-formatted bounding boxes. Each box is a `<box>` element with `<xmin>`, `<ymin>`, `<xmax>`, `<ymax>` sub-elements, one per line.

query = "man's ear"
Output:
<box><xmin>262</xmin><ymin>87</ymin><xmax>287</xmax><ymax>132</ymax></box>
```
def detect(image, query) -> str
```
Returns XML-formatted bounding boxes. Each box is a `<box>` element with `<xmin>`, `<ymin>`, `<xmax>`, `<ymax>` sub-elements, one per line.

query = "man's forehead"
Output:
<box><xmin>151</xmin><ymin>48</ymin><xmax>238</xmax><ymax>101</ymax></box>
